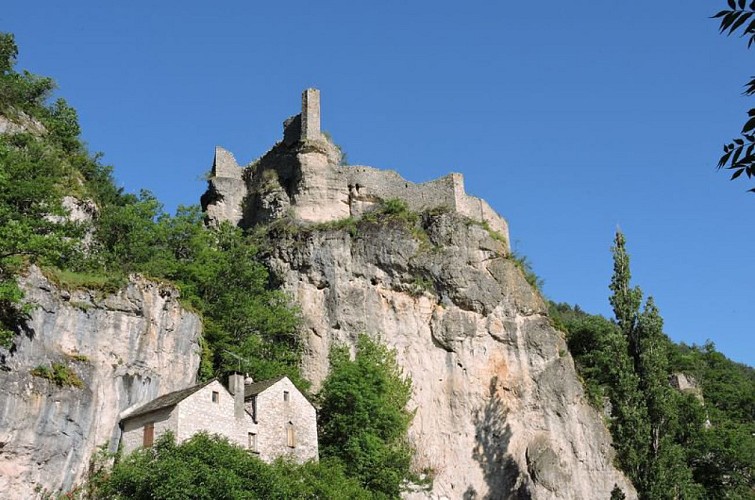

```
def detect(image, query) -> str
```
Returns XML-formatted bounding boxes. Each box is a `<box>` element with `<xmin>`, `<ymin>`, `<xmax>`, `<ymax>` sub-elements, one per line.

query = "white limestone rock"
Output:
<box><xmin>264</xmin><ymin>213</ymin><xmax>637</xmax><ymax>499</ymax></box>
<box><xmin>0</xmin><ymin>267</ymin><xmax>201</xmax><ymax>498</ymax></box>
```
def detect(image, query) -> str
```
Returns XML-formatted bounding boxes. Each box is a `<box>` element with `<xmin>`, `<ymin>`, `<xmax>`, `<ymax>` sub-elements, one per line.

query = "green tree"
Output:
<box><xmin>94</xmin><ymin>432</ymin><xmax>371</xmax><ymax>499</ymax></box>
<box><xmin>608</xmin><ymin>231</ymin><xmax>702</xmax><ymax>498</ymax></box>
<box><xmin>713</xmin><ymin>2</ymin><xmax>755</xmax><ymax>191</ymax></box>
<box><xmin>318</xmin><ymin>334</ymin><xmax>414</xmax><ymax>498</ymax></box>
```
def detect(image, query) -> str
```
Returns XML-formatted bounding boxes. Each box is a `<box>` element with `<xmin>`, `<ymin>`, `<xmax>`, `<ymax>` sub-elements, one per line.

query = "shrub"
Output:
<box><xmin>31</xmin><ymin>362</ymin><xmax>84</xmax><ymax>388</ymax></box>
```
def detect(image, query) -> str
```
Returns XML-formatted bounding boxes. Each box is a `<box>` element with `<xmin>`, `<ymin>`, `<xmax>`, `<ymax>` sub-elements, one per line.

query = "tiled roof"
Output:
<box><xmin>122</xmin><ymin>379</ymin><xmax>216</xmax><ymax>421</ymax></box>
<box><xmin>244</xmin><ymin>375</ymin><xmax>287</xmax><ymax>398</ymax></box>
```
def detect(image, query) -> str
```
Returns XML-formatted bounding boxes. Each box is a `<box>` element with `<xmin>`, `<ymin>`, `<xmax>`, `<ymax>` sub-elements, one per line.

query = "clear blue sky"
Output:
<box><xmin>4</xmin><ymin>1</ymin><xmax>753</xmax><ymax>366</ymax></box>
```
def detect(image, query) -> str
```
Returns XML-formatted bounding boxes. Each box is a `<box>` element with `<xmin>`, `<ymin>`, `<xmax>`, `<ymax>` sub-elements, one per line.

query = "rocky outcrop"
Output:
<box><xmin>264</xmin><ymin>213</ymin><xmax>636</xmax><ymax>499</ymax></box>
<box><xmin>0</xmin><ymin>267</ymin><xmax>201</xmax><ymax>498</ymax></box>
<box><xmin>201</xmin><ymin>89</ymin><xmax>509</xmax><ymax>240</ymax></box>
<box><xmin>0</xmin><ymin>111</ymin><xmax>46</xmax><ymax>136</ymax></box>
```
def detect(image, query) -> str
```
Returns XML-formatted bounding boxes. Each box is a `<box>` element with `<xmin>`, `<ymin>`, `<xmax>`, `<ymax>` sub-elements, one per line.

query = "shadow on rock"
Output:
<box><xmin>466</xmin><ymin>376</ymin><xmax>531</xmax><ymax>500</ymax></box>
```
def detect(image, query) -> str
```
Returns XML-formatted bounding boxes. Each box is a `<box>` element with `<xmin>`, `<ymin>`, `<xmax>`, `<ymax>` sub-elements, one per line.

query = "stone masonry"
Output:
<box><xmin>120</xmin><ymin>376</ymin><xmax>317</xmax><ymax>462</ymax></box>
<box><xmin>244</xmin><ymin>376</ymin><xmax>318</xmax><ymax>463</ymax></box>
<box><xmin>200</xmin><ymin>89</ymin><xmax>509</xmax><ymax>250</ymax></box>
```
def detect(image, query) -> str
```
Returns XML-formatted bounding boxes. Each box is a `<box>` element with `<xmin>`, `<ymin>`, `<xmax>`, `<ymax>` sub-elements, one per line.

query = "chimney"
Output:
<box><xmin>229</xmin><ymin>373</ymin><xmax>245</xmax><ymax>420</ymax></box>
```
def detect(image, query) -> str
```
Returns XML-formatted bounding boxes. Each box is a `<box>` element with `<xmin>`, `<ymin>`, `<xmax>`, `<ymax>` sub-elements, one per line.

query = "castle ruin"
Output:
<box><xmin>200</xmin><ymin>89</ymin><xmax>509</xmax><ymax>245</ymax></box>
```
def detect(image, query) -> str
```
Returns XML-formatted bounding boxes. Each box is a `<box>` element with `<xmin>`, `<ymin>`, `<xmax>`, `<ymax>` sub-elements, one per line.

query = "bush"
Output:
<box><xmin>31</xmin><ymin>362</ymin><xmax>84</xmax><ymax>388</ymax></box>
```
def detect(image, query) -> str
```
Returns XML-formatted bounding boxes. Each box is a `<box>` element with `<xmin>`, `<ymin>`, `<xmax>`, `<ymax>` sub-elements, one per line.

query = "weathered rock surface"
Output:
<box><xmin>0</xmin><ymin>267</ymin><xmax>201</xmax><ymax>497</ymax></box>
<box><xmin>265</xmin><ymin>213</ymin><xmax>636</xmax><ymax>499</ymax></box>
<box><xmin>201</xmin><ymin>89</ymin><xmax>509</xmax><ymax>240</ymax></box>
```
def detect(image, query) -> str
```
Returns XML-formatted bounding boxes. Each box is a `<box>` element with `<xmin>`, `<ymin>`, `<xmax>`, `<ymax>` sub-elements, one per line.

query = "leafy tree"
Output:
<box><xmin>713</xmin><ymin>2</ymin><xmax>755</xmax><ymax>191</ymax></box>
<box><xmin>318</xmin><ymin>335</ymin><xmax>414</xmax><ymax>498</ymax></box>
<box><xmin>93</xmin><ymin>432</ymin><xmax>371</xmax><ymax>499</ymax></box>
<box><xmin>608</xmin><ymin>231</ymin><xmax>702</xmax><ymax>498</ymax></box>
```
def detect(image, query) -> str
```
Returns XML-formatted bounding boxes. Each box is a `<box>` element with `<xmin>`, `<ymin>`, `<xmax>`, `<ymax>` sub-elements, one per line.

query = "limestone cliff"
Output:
<box><xmin>202</xmin><ymin>89</ymin><xmax>637</xmax><ymax>498</ymax></box>
<box><xmin>263</xmin><ymin>213</ymin><xmax>635</xmax><ymax>499</ymax></box>
<box><xmin>0</xmin><ymin>267</ymin><xmax>201</xmax><ymax>497</ymax></box>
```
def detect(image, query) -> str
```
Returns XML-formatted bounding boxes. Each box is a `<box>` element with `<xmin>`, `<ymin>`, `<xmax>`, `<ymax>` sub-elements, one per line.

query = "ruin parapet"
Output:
<box><xmin>201</xmin><ymin>90</ymin><xmax>509</xmax><ymax>245</ymax></box>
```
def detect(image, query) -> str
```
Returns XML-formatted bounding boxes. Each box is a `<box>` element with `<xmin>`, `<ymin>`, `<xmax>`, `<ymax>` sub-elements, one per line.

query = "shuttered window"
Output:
<box><xmin>286</xmin><ymin>422</ymin><xmax>296</xmax><ymax>448</ymax></box>
<box><xmin>143</xmin><ymin>422</ymin><xmax>154</xmax><ymax>448</ymax></box>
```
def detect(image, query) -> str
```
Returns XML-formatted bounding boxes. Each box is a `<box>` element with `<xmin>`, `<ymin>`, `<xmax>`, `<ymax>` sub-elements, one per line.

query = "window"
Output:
<box><xmin>143</xmin><ymin>422</ymin><xmax>154</xmax><ymax>448</ymax></box>
<box><xmin>286</xmin><ymin>422</ymin><xmax>296</xmax><ymax>448</ymax></box>
<box><xmin>283</xmin><ymin>390</ymin><xmax>290</xmax><ymax>402</ymax></box>
<box><xmin>212</xmin><ymin>391</ymin><xmax>219</xmax><ymax>403</ymax></box>
<box><xmin>248</xmin><ymin>432</ymin><xmax>258</xmax><ymax>453</ymax></box>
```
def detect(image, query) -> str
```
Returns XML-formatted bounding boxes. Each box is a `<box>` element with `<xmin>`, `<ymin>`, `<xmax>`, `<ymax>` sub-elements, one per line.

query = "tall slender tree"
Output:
<box><xmin>608</xmin><ymin>231</ymin><xmax>701</xmax><ymax>498</ymax></box>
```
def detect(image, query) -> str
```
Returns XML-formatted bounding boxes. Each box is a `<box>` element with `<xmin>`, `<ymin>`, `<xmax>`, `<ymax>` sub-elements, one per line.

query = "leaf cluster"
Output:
<box><xmin>712</xmin><ymin>2</ymin><xmax>755</xmax><ymax>191</ymax></box>
<box><xmin>30</xmin><ymin>362</ymin><xmax>84</xmax><ymax>388</ymax></box>
<box><xmin>553</xmin><ymin>231</ymin><xmax>754</xmax><ymax>498</ymax></box>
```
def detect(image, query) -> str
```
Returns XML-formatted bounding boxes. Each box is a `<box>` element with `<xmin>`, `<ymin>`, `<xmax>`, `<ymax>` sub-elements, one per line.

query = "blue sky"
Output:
<box><xmin>4</xmin><ymin>1</ymin><xmax>753</xmax><ymax>366</ymax></box>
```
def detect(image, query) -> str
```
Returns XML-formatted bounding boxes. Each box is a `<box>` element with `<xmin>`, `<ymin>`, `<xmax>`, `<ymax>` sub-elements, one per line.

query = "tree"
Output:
<box><xmin>93</xmin><ymin>432</ymin><xmax>371</xmax><ymax>499</ymax></box>
<box><xmin>713</xmin><ymin>2</ymin><xmax>755</xmax><ymax>191</ymax></box>
<box><xmin>318</xmin><ymin>334</ymin><xmax>414</xmax><ymax>498</ymax></box>
<box><xmin>608</xmin><ymin>231</ymin><xmax>702</xmax><ymax>498</ymax></box>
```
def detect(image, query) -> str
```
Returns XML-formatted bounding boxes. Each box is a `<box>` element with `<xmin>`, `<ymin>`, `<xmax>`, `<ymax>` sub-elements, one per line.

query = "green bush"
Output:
<box><xmin>93</xmin><ymin>432</ymin><xmax>371</xmax><ymax>499</ymax></box>
<box><xmin>31</xmin><ymin>362</ymin><xmax>84</xmax><ymax>388</ymax></box>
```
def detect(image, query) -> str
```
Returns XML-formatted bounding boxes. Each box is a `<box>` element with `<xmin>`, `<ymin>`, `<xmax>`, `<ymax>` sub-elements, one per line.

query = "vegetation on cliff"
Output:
<box><xmin>0</xmin><ymin>33</ymin><xmax>301</xmax><ymax>386</ymax></box>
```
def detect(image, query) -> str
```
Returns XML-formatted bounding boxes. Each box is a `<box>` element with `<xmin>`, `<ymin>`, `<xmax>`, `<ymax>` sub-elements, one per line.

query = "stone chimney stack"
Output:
<box><xmin>229</xmin><ymin>373</ymin><xmax>245</xmax><ymax>420</ymax></box>
<box><xmin>301</xmin><ymin>88</ymin><xmax>321</xmax><ymax>141</ymax></box>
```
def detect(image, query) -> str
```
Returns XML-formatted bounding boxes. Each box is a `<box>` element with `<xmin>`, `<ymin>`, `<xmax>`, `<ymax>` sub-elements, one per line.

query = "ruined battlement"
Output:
<box><xmin>200</xmin><ymin>89</ymin><xmax>509</xmax><ymax>246</ymax></box>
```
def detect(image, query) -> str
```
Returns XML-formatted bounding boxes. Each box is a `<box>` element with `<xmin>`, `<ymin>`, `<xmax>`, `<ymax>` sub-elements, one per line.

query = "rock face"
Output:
<box><xmin>201</xmin><ymin>89</ymin><xmax>637</xmax><ymax>498</ymax></box>
<box><xmin>264</xmin><ymin>214</ymin><xmax>636</xmax><ymax>499</ymax></box>
<box><xmin>0</xmin><ymin>267</ymin><xmax>201</xmax><ymax>497</ymax></box>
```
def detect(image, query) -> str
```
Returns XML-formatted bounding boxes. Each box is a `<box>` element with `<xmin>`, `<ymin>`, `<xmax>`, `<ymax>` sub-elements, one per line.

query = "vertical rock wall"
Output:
<box><xmin>0</xmin><ymin>267</ymin><xmax>201</xmax><ymax>498</ymax></box>
<box><xmin>265</xmin><ymin>214</ymin><xmax>636</xmax><ymax>499</ymax></box>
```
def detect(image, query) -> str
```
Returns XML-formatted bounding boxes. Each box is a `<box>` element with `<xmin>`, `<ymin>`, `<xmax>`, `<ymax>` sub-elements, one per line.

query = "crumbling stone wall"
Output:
<box><xmin>200</xmin><ymin>89</ymin><xmax>509</xmax><ymax>248</ymax></box>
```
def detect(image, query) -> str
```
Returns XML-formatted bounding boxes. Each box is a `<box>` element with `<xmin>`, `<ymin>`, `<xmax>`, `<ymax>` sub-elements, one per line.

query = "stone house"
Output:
<box><xmin>119</xmin><ymin>375</ymin><xmax>317</xmax><ymax>462</ymax></box>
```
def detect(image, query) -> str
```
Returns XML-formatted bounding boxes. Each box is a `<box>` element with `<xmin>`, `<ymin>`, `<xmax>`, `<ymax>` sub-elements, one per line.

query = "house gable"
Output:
<box><xmin>249</xmin><ymin>376</ymin><xmax>317</xmax><ymax>462</ymax></box>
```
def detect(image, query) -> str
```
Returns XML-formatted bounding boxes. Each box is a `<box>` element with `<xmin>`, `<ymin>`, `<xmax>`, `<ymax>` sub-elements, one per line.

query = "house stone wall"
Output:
<box><xmin>253</xmin><ymin>378</ymin><xmax>318</xmax><ymax>463</ymax></box>
<box><xmin>120</xmin><ymin>406</ymin><xmax>176</xmax><ymax>454</ymax></box>
<box><xmin>176</xmin><ymin>380</ymin><xmax>256</xmax><ymax>449</ymax></box>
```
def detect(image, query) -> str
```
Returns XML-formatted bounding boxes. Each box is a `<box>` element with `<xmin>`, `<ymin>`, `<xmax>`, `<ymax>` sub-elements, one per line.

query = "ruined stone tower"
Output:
<box><xmin>201</xmin><ymin>89</ymin><xmax>509</xmax><ymax>245</ymax></box>
<box><xmin>301</xmin><ymin>88</ymin><xmax>321</xmax><ymax>141</ymax></box>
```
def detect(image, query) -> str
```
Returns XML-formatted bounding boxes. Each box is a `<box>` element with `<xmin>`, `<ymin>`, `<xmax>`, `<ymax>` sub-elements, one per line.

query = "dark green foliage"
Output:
<box><xmin>554</xmin><ymin>230</ymin><xmax>754</xmax><ymax>498</ymax></box>
<box><xmin>94</xmin><ymin>432</ymin><xmax>371</xmax><ymax>499</ymax></box>
<box><xmin>712</xmin><ymin>3</ymin><xmax>755</xmax><ymax>191</ymax></box>
<box><xmin>610</xmin><ymin>485</ymin><xmax>627</xmax><ymax>500</ymax></box>
<box><xmin>318</xmin><ymin>335</ymin><xmax>414</xmax><ymax>498</ymax></box>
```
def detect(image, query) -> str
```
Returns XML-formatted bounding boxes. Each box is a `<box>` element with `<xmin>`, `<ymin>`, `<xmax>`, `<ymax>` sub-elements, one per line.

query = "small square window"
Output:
<box><xmin>212</xmin><ymin>391</ymin><xmax>219</xmax><ymax>403</ymax></box>
<box><xmin>248</xmin><ymin>432</ymin><xmax>258</xmax><ymax>453</ymax></box>
<box><xmin>283</xmin><ymin>390</ymin><xmax>290</xmax><ymax>402</ymax></box>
